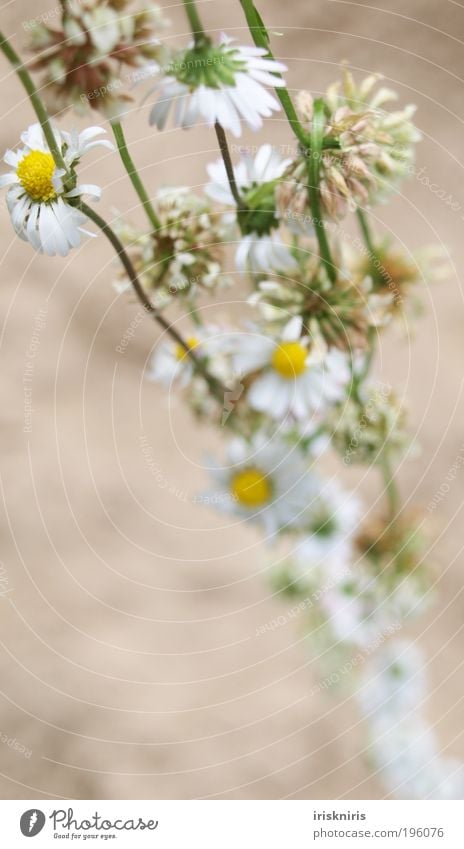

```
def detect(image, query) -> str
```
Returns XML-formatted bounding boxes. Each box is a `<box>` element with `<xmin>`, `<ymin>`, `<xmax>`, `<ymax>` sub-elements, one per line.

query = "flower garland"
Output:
<box><xmin>0</xmin><ymin>0</ymin><xmax>461</xmax><ymax>799</ymax></box>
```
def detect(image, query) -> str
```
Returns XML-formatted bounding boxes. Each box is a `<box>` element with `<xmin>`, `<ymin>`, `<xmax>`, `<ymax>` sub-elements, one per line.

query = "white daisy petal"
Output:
<box><xmin>0</xmin><ymin>121</ymin><xmax>110</xmax><ymax>256</ymax></box>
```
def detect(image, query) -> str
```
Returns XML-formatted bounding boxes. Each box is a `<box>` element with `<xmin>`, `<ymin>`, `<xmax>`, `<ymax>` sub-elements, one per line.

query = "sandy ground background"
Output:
<box><xmin>0</xmin><ymin>0</ymin><xmax>463</xmax><ymax>800</ymax></box>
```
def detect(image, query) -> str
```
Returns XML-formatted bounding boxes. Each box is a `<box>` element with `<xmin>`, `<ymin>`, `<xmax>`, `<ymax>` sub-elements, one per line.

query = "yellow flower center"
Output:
<box><xmin>271</xmin><ymin>341</ymin><xmax>307</xmax><ymax>379</ymax></box>
<box><xmin>175</xmin><ymin>336</ymin><xmax>199</xmax><ymax>361</ymax></box>
<box><xmin>17</xmin><ymin>150</ymin><xmax>57</xmax><ymax>202</ymax></box>
<box><xmin>231</xmin><ymin>467</ymin><xmax>272</xmax><ymax>508</ymax></box>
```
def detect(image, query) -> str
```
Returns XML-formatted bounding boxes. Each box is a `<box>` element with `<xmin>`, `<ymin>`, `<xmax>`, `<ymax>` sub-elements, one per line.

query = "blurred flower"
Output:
<box><xmin>206</xmin><ymin>143</ymin><xmax>297</xmax><ymax>273</ymax></box>
<box><xmin>148</xmin><ymin>33</ymin><xmax>287</xmax><ymax>136</ymax></box>
<box><xmin>147</xmin><ymin>325</ymin><xmax>230</xmax><ymax>391</ymax></box>
<box><xmin>114</xmin><ymin>186</ymin><xmax>227</xmax><ymax>306</ymax></box>
<box><xmin>361</xmin><ymin>641</ymin><xmax>464</xmax><ymax>800</ymax></box>
<box><xmin>29</xmin><ymin>0</ymin><xmax>167</xmax><ymax>118</ymax></box>
<box><xmin>355</xmin><ymin>510</ymin><xmax>427</xmax><ymax>584</ymax></box>
<box><xmin>330</xmin><ymin>383</ymin><xmax>411</xmax><ymax>466</ymax></box>
<box><xmin>351</xmin><ymin>239</ymin><xmax>449</xmax><ymax>318</ymax></box>
<box><xmin>147</xmin><ymin>334</ymin><xmax>203</xmax><ymax>389</ymax></box>
<box><xmin>358</xmin><ymin>640</ymin><xmax>426</xmax><ymax>719</ymax></box>
<box><xmin>0</xmin><ymin>122</ymin><xmax>113</xmax><ymax>256</ymax></box>
<box><xmin>231</xmin><ymin>316</ymin><xmax>351</xmax><ymax>422</ymax></box>
<box><xmin>292</xmin><ymin>478</ymin><xmax>361</xmax><ymax>574</ymax></box>
<box><xmin>206</xmin><ymin>434</ymin><xmax>318</xmax><ymax>536</ymax></box>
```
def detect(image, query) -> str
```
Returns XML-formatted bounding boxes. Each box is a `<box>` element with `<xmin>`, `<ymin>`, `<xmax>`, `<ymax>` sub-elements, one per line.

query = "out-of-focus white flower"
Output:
<box><xmin>358</xmin><ymin>640</ymin><xmax>426</xmax><ymax>719</ymax></box>
<box><xmin>231</xmin><ymin>316</ymin><xmax>351</xmax><ymax>422</ymax></box>
<box><xmin>0</xmin><ymin>123</ymin><xmax>113</xmax><ymax>256</ymax></box>
<box><xmin>147</xmin><ymin>334</ymin><xmax>204</xmax><ymax>389</ymax></box>
<box><xmin>29</xmin><ymin>1</ymin><xmax>167</xmax><ymax>118</ymax></box>
<box><xmin>358</xmin><ymin>641</ymin><xmax>464</xmax><ymax>798</ymax></box>
<box><xmin>292</xmin><ymin>479</ymin><xmax>361</xmax><ymax>575</ymax></box>
<box><xmin>148</xmin><ymin>34</ymin><xmax>287</xmax><ymax>137</ymax></box>
<box><xmin>206</xmin><ymin>144</ymin><xmax>297</xmax><ymax>273</ymax></box>
<box><xmin>147</xmin><ymin>326</ymin><xmax>230</xmax><ymax>389</ymax></box>
<box><xmin>206</xmin><ymin>434</ymin><xmax>319</xmax><ymax>537</ymax></box>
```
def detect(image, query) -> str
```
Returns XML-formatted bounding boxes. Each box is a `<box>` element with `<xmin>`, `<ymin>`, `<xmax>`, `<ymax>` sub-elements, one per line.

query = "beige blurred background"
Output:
<box><xmin>0</xmin><ymin>0</ymin><xmax>463</xmax><ymax>799</ymax></box>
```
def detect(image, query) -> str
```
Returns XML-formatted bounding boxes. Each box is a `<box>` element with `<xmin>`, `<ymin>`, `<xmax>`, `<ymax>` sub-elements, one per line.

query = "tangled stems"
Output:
<box><xmin>0</xmin><ymin>31</ymin><xmax>68</xmax><ymax>176</ymax></box>
<box><xmin>0</xmin><ymin>27</ymin><xmax>226</xmax><ymax>406</ymax></box>
<box><xmin>111</xmin><ymin>121</ymin><xmax>161</xmax><ymax>233</ymax></box>
<box><xmin>79</xmin><ymin>202</ymin><xmax>227</xmax><ymax>404</ymax></box>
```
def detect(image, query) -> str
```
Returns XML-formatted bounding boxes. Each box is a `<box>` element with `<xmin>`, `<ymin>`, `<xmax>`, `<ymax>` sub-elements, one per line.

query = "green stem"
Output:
<box><xmin>308</xmin><ymin>99</ymin><xmax>336</xmax><ymax>283</ymax></box>
<box><xmin>0</xmin><ymin>30</ymin><xmax>68</xmax><ymax>174</ymax></box>
<box><xmin>79</xmin><ymin>202</ymin><xmax>226</xmax><ymax>403</ymax></box>
<box><xmin>111</xmin><ymin>120</ymin><xmax>161</xmax><ymax>233</ymax></box>
<box><xmin>355</xmin><ymin>207</ymin><xmax>402</xmax><ymax>521</ymax></box>
<box><xmin>238</xmin><ymin>0</ymin><xmax>312</xmax><ymax>149</ymax></box>
<box><xmin>182</xmin><ymin>0</ymin><xmax>209</xmax><ymax>46</ymax></box>
<box><xmin>381</xmin><ymin>457</ymin><xmax>400</xmax><ymax>520</ymax></box>
<box><xmin>214</xmin><ymin>122</ymin><xmax>246</xmax><ymax>210</ymax></box>
<box><xmin>356</xmin><ymin>207</ymin><xmax>376</xmax><ymax>258</ymax></box>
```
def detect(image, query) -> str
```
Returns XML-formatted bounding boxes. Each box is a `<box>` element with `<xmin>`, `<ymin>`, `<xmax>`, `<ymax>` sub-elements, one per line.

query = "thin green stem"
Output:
<box><xmin>214</xmin><ymin>122</ymin><xmax>246</xmax><ymax>210</ymax></box>
<box><xmin>182</xmin><ymin>0</ymin><xmax>209</xmax><ymax>46</ymax></box>
<box><xmin>355</xmin><ymin>206</ymin><xmax>402</xmax><ymax>520</ymax></box>
<box><xmin>111</xmin><ymin>121</ymin><xmax>161</xmax><ymax>232</ymax></box>
<box><xmin>308</xmin><ymin>99</ymin><xmax>336</xmax><ymax>283</ymax></box>
<box><xmin>79</xmin><ymin>202</ymin><xmax>226</xmax><ymax>403</ymax></box>
<box><xmin>238</xmin><ymin>0</ymin><xmax>312</xmax><ymax>149</ymax></box>
<box><xmin>381</xmin><ymin>457</ymin><xmax>400</xmax><ymax>520</ymax></box>
<box><xmin>356</xmin><ymin>207</ymin><xmax>376</xmax><ymax>258</ymax></box>
<box><xmin>0</xmin><ymin>29</ymin><xmax>68</xmax><ymax>174</ymax></box>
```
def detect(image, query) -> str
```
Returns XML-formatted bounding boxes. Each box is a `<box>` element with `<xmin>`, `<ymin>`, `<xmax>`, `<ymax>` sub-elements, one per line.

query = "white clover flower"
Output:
<box><xmin>231</xmin><ymin>316</ymin><xmax>351</xmax><ymax>422</ymax></box>
<box><xmin>206</xmin><ymin>144</ymin><xmax>297</xmax><ymax>273</ymax></box>
<box><xmin>148</xmin><ymin>34</ymin><xmax>287</xmax><ymax>137</ymax></box>
<box><xmin>0</xmin><ymin>123</ymin><xmax>113</xmax><ymax>256</ymax></box>
<box><xmin>206</xmin><ymin>435</ymin><xmax>319</xmax><ymax>536</ymax></box>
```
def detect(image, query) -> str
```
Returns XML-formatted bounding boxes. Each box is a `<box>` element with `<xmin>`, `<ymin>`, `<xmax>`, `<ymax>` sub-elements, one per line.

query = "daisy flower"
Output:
<box><xmin>206</xmin><ymin>434</ymin><xmax>318</xmax><ymax>536</ymax></box>
<box><xmin>148</xmin><ymin>33</ymin><xmax>287</xmax><ymax>137</ymax></box>
<box><xmin>147</xmin><ymin>326</ymin><xmax>221</xmax><ymax>388</ymax></box>
<box><xmin>205</xmin><ymin>144</ymin><xmax>297</xmax><ymax>273</ymax></box>
<box><xmin>232</xmin><ymin>316</ymin><xmax>351</xmax><ymax>422</ymax></box>
<box><xmin>0</xmin><ymin>123</ymin><xmax>113</xmax><ymax>256</ymax></box>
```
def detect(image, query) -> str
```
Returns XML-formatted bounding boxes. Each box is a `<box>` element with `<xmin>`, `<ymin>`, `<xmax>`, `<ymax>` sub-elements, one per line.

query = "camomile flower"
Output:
<box><xmin>0</xmin><ymin>123</ymin><xmax>113</xmax><ymax>256</ymax></box>
<box><xmin>147</xmin><ymin>335</ymin><xmax>202</xmax><ymax>389</ymax></box>
<box><xmin>206</xmin><ymin>144</ymin><xmax>297</xmax><ymax>274</ymax></box>
<box><xmin>147</xmin><ymin>327</ymin><xmax>229</xmax><ymax>390</ymax></box>
<box><xmin>232</xmin><ymin>316</ymin><xmax>351</xmax><ymax>422</ymax></box>
<box><xmin>148</xmin><ymin>33</ymin><xmax>287</xmax><ymax>137</ymax></box>
<box><xmin>206</xmin><ymin>434</ymin><xmax>318</xmax><ymax>536</ymax></box>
